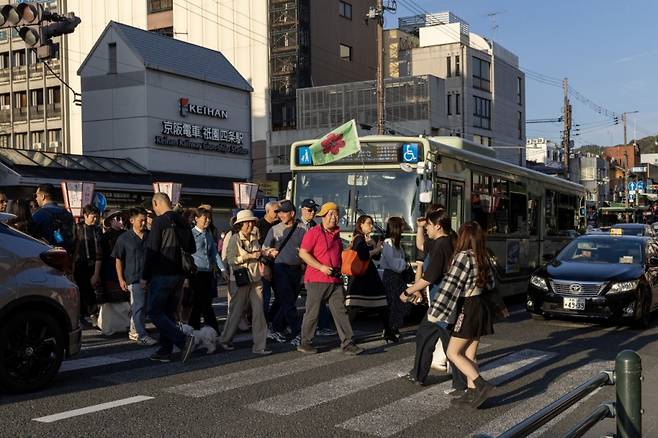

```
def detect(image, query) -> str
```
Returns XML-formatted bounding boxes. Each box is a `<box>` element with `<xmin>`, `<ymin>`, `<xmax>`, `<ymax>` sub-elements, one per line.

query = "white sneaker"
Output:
<box><xmin>128</xmin><ymin>331</ymin><xmax>139</xmax><ymax>341</ymax></box>
<box><xmin>289</xmin><ymin>335</ymin><xmax>301</xmax><ymax>347</ymax></box>
<box><xmin>443</xmin><ymin>388</ymin><xmax>458</xmax><ymax>395</ymax></box>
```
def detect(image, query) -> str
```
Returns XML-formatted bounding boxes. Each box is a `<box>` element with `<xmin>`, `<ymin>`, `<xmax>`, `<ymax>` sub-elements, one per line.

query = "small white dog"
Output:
<box><xmin>179</xmin><ymin>324</ymin><xmax>218</xmax><ymax>354</ymax></box>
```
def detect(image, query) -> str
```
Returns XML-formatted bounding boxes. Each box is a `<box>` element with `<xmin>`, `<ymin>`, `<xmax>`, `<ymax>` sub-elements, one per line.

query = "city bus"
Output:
<box><xmin>288</xmin><ymin>135</ymin><xmax>586</xmax><ymax>297</ymax></box>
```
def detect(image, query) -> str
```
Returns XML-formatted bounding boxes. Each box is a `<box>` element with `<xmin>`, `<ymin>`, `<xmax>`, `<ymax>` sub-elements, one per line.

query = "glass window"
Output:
<box><xmin>517</xmin><ymin>76</ymin><xmax>523</xmax><ymax>105</ymax></box>
<box><xmin>446</xmin><ymin>56</ymin><xmax>451</xmax><ymax>77</ymax></box>
<box><xmin>47</xmin><ymin>87</ymin><xmax>60</xmax><ymax>104</ymax></box>
<box><xmin>0</xmin><ymin>30</ymin><xmax>7</xmax><ymax>42</ymax></box>
<box><xmin>518</xmin><ymin>111</ymin><xmax>523</xmax><ymax>139</ymax></box>
<box><xmin>528</xmin><ymin>197</ymin><xmax>540</xmax><ymax>236</ymax></box>
<box><xmin>557</xmin><ymin>238</ymin><xmax>643</xmax><ymax>265</ymax></box>
<box><xmin>339</xmin><ymin>1</ymin><xmax>352</xmax><ymax>19</ymax></box>
<box><xmin>473</xmin><ymin>96</ymin><xmax>491</xmax><ymax>130</ymax></box>
<box><xmin>30</xmin><ymin>89</ymin><xmax>44</xmax><ymax>106</ymax></box>
<box><xmin>14</xmin><ymin>91</ymin><xmax>27</xmax><ymax>108</ymax></box>
<box><xmin>455</xmin><ymin>55</ymin><xmax>460</xmax><ymax>76</ymax></box>
<box><xmin>47</xmin><ymin>129</ymin><xmax>61</xmax><ymax>143</ymax></box>
<box><xmin>0</xmin><ymin>52</ymin><xmax>9</xmax><ymax>69</ymax></box>
<box><xmin>0</xmin><ymin>135</ymin><xmax>9</xmax><ymax>148</ymax></box>
<box><xmin>472</xmin><ymin>57</ymin><xmax>491</xmax><ymax>91</ymax></box>
<box><xmin>339</xmin><ymin>44</ymin><xmax>352</xmax><ymax>62</ymax></box>
<box><xmin>455</xmin><ymin>93</ymin><xmax>461</xmax><ymax>115</ymax></box>
<box><xmin>14</xmin><ymin>133</ymin><xmax>27</xmax><ymax>149</ymax></box>
<box><xmin>13</xmin><ymin>50</ymin><xmax>26</xmax><ymax>67</ymax></box>
<box><xmin>31</xmin><ymin>131</ymin><xmax>44</xmax><ymax>146</ymax></box>
<box><xmin>447</xmin><ymin>94</ymin><xmax>452</xmax><ymax>115</ymax></box>
<box><xmin>151</xmin><ymin>27</ymin><xmax>173</xmax><ymax>37</ymax></box>
<box><xmin>450</xmin><ymin>183</ymin><xmax>464</xmax><ymax>231</ymax></box>
<box><xmin>147</xmin><ymin>0</ymin><xmax>173</xmax><ymax>13</ymax></box>
<box><xmin>108</xmin><ymin>42</ymin><xmax>117</xmax><ymax>74</ymax></box>
<box><xmin>435</xmin><ymin>181</ymin><xmax>448</xmax><ymax>208</ymax></box>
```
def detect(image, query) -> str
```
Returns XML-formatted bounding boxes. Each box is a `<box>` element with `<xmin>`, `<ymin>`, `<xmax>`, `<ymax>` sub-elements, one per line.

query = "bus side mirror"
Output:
<box><xmin>285</xmin><ymin>180</ymin><xmax>293</xmax><ymax>200</ymax></box>
<box><xmin>419</xmin><ymin>180</ymin><xmax>432</xmax><ymax>204</ymax></box>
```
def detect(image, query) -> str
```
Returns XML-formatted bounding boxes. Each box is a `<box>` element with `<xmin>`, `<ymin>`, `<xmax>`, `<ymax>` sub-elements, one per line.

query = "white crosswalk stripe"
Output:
<box><xmin>164</xmin><ymin>352</ymin><xmax>354</xmax><ymax>397</ymax></box>
<box><xmin>248</xmin><ymin>357</ymin><xmax>412</xmax><ymax>415</ymax></box>
<box><xmin>337</xmin><ymin>349</ymin><xmax>557</xmax><ymax>437</ymax></box>
<box><xmin>471</xmin><ymin>360</ymin><xmax>613</xmax><ymax>438</ymax></box>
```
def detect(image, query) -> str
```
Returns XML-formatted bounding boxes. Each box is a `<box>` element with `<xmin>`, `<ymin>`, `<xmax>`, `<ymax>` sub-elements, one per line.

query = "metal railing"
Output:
<box><xmin>498</xmin><ymin>350</ymin><xmax>642</xmax><ymax>438</ymax></box>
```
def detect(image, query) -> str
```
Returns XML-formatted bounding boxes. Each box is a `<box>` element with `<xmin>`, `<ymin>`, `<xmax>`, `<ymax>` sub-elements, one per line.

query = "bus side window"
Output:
<box><xmin>450</xmin><ymin>182</ymin><xmax>464</xmax><ymax>230</ymax></box>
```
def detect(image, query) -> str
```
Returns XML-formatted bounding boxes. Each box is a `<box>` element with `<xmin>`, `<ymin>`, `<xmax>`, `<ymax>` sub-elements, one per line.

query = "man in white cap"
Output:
<box><xmin>297</xmin><ymin>202</ymin><xmax>362</xmax><ymax>355</ymax></box>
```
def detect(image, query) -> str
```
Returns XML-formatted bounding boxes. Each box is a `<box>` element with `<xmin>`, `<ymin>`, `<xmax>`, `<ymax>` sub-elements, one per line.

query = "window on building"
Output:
<box><xmin>14</xmin><ymin>91</ymin><xmax>27</xmax><ymax>108</ymax></box>
<box><xmin>339</xmin><ymin>43</ymin><xmax>352</xmax><ymax>62</ymax></box>
<box><xmin>0</xmin><ymin>135</ymin><xmax>9</xmax><ymax>148</ymax></box>
<box><xmin>14</xmin><ymin>133</ymin><xmax>26</xmax><ymax>149</ymax></box>
<box><xmin>47</xmin><ymin>129</ymin><xmax>61</xmax><ymax>143</ymax></box>
<box><xmin>31</xmin><ymin>131</ymin><xmax>44</xmax><ymax>146</ymax></box>
<box><xmin>518</xmin><ymin>111</ymin><xmax>523</xmax><ymax>139</ymax></box>
<box><xmin>47</xmin><ymin>87</ymin><xmax>61</xmax><ymax>105</ymax></box>
<box><xmin>0</xmin><ymin>30</ymin><xmax>7</xmax><ymax>42</ymax></box>
<box><xmin>30</xmin><ymin>89</ymin><xmax>44</xmax><ymax>106</ymax></box>
<box><xmin>108</xmin><ymin>43</ymin><xmax>117</xmax><ymax>74</ymax></box>
<box><xmin>0</xmin><ymin>52</ymin><xmax>9</xmax><ymax>69</ymax></box>
<box><xmin>446</xmin><ymin>56</ymin><xmax>451</xmax><ymax>77</ymax></box>
<box><xmin>151</xmin><ymin>27</ymin><xmax>173</xmax><ymax>37</ymax></box>
<box><xmin>147</xmin><ymin>0</ymin><xmax>173</xmax><ymax>13</ymax></box>
<box><xmin>473</xmin><ymin>96</ymin><xmax>491</xmax><ymax>129</ymax></box>
<box><xmin>13</xmin><ymin>50</ymin><xmax>26</xmax><ymax>67</ymax></box>
<box><xmin>455</xmin><ymin>55</ymin><xmax>460</xmax><ymax>76</ymax></box>
<box><xmin>517</xmin><ymin>76</ymin><xmax>523</xmax><ymax>105</ymax></box>
<box><xmin>447</xmin><ymin>94</ymin><xmax>453</xmax><ymax>115</ymax></box>
<box><xmin>455</xmin><ymin>93</ymin><xmax>461</xmax><ymax>115</ymax></box>
<box><xmin>0</xmin><ymin>93</ymin><xmax>9</xmax><ymax>108</ymax></box>
<box><xmin>339</xmin><ymin>1</ymin><xmax>352</xmax><ymax>19</ymax></box>
<box><xmin>472</xmin><ymin>57</ymin><xmax>491</xmax><ymax>91</ymax></box>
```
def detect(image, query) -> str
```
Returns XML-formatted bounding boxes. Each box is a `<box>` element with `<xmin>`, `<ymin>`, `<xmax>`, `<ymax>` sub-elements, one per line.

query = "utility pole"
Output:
<box><xmin>621</xmin><ymin>110</ymin><xmax>638</xmax><ymax>145</ymax></box>
<box><xmin>367</xmin><ymin>1</ymin><xmax>396</xmax><ymax>135</ymax></box>
<box><xmin>561</xmin><ymin>78</ymin><xmax>572</xmax><ymax>179</ymax></box>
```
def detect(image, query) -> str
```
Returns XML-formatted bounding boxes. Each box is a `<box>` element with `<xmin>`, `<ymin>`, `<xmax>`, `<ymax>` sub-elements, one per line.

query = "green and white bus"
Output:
<box><xmin>288</xmin><ymin>135</ymin><xmax>585</xmax><ymax>296</ymax></box>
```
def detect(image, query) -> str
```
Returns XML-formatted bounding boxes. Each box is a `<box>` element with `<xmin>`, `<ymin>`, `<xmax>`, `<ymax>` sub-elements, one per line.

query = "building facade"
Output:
<box><xmin>569</xmin><ymin>154</ymin><xmax>609</xmax><ymax>206</ymax></box>
<box><xmin>602</xmin><ymin>144</ymin><xmax>640</xmax><ymax>169</ymax></box>
<box><xmin>78</xmin><ymin>22</ymin><xmax>252</xmax><ymax>215</ymax></box>
<box><xmin>390</xmin><ymin>12</ymin><xmax>526</xmax><ymax>165</ymax></box>
<box><xmin>526</xmin><ymin>137</ymin><xmax>562</xmax><ymax>167</ymax></box>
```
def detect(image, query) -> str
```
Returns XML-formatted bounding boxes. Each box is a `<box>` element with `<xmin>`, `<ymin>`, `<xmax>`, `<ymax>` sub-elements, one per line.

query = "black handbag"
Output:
<box><xmin>402</xmin><ymin>263</ymin><xmax>416</xmax><ymax>284</ymax></box>
<box><xmin>233</xmin><ymin>268</ymin><xmax>251</xmax><ymax>287</ymax></box>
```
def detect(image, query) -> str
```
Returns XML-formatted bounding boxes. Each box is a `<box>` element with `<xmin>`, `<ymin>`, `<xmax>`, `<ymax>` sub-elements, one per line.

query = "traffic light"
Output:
<box><xmin>0</xmin><ymin>3</ymin><xmax>81</xmax><ymax>60</ymax></box>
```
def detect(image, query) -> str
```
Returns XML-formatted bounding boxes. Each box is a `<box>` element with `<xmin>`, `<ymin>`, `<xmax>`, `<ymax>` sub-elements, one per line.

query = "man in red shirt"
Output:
<box><xmin>298</xmin><ymin>202</ymin><xmax>362</xmax><ymax>355</ymax></box>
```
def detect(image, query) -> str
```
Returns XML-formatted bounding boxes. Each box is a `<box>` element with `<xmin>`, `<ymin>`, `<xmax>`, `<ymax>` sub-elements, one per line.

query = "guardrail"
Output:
<box><xmin>498</xmin><ymin>350</ymin><xmax>642</xmax><ymax>438</ymax></box>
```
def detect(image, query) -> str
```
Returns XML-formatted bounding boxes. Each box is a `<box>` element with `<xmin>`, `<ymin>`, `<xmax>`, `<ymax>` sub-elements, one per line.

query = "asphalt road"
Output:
<box><xmin>2</xmin><ymin>297</ymin><xmax>658</xmax><ymax>438</ymax></box>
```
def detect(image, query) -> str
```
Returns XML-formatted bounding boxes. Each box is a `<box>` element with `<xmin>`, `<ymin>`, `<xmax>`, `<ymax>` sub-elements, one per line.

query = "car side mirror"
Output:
<box><xmin>542</xmin><ymin>253</ymin><xmax>554</xmax><ymax>263</ymax></box>
<box><xmin>649</xmin><ymin>256</ymin><xmax>658</xmax><ymax>267</ymax></box>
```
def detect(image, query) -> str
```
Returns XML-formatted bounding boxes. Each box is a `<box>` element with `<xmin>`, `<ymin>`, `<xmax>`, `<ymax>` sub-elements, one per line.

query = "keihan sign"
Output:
<box><xmin>154</xmin><ymin>99</ymin><xmax>248</xmax><ymax>155</ymax></box>
<box><xmin>180</xmin><ymin>98</ymin><xmax>228</xmax><ymax>119</ymax></box>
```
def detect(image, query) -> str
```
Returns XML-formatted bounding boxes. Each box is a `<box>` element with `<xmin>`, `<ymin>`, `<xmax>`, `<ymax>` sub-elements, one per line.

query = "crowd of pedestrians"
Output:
<box><xmin>0</xmin><ymin>187</ymin><xmax>506</xmax><ymax>408</ymax></box>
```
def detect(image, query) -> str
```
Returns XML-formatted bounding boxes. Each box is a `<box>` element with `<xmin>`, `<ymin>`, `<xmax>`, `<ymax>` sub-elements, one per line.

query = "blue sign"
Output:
<box><xmin>93</xmin><ymin>192</ymin><xmax>107</xmax><ymax>215</ymax></box>
<box><xmin>628</xmin><ymin>181</ymin><xmax>637</xmax><ymax>191</ymax></box>
<box><xmin>637</xmin><ymin>181</ymin><xmax>645</xmax><ymax>191</ymax></box>
<box><xmin>297</xmin><ymin>146</ymin><xmax>313</xmax><ymax>166</ymax></box>
<box><xmin>401</xmin><ymin>143</ymin><xmax>419</xmax><ymax>163</ymax></box>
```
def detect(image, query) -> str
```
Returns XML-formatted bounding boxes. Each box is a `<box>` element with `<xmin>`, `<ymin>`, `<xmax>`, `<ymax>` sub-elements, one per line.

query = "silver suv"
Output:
<box><xmin>0</xmin><ymin>214</ymin><xmax>81</xmax><ymax>393</ymax></box>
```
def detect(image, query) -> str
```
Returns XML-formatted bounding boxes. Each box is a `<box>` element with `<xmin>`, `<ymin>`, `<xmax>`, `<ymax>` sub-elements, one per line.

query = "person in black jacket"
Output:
<box><xmin>140</xmin><ymin>193</ymin><xmax>196</xmax><ymax>363</ymax></box>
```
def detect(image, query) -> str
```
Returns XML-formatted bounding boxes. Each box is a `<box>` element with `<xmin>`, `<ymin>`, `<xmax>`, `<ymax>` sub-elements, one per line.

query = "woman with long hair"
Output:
<box><xmin>429</xmin><ymin>221</ymin><xmax>495</xmax><ymax>408</ymax></box>
<box><xmin>380</xmin><ymin>217</ymin><xmax>411</xmax><ymax>338</ymax></box>
<box><xmin>7</xmin><ymin>198</ymin><xmax>36</xmax><ymax>236</ymax></box>
<box><xmin>344</xmin><ymin>215</ymin><xmax>396</xmax><ymax>342</ymax></box>
<box><xmin>397</xmin><ymin>210</ymin><xmax>466</xmax><ymax>390</ymax></box>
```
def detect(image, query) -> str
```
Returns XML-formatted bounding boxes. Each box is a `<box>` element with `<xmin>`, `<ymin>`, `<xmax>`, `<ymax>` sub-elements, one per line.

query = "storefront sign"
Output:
<box><xmin>180</xmin><ymin>98</ymin><xmax>228</xmax><ymax>119</ymax></box>
<box><xmin>155</xmin><ymin>120</ymin><xmax>248</xmax><ymax>155</ymax></box>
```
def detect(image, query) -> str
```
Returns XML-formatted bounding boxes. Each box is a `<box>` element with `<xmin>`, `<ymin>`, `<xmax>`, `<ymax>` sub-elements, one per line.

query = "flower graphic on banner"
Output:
<box><xmin>321</xmin><ymin>133</ymin><xmax>346</xmax><ymax>155</ymax></box>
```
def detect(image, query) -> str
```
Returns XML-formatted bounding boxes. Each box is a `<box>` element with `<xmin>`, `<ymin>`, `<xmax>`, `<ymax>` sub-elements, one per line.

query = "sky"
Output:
<box><xmin>387</xmin><ymin>0</ymin><xmax>658</xmax><ymax>147</ymax></box>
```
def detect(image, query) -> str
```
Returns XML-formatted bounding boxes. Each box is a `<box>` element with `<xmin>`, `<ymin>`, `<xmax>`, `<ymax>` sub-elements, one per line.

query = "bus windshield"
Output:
<box><xmin>294</xmin><ymin>171</ymin><xmax>420</xmax><ymax>231</ymax></box>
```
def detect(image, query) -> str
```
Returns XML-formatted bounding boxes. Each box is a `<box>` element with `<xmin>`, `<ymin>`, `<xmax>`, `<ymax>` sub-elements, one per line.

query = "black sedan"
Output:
<box><xmin>527</xmin><ymin>235</ymin><xmax>658</xmax><ymax>327</ymax></box>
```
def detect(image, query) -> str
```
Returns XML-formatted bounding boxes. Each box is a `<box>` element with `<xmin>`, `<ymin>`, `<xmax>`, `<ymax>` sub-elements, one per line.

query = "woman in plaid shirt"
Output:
<box><xmin>428</xmin><ymin>221</ymin><xmax>496</xmax><ymax>409</ymax></box>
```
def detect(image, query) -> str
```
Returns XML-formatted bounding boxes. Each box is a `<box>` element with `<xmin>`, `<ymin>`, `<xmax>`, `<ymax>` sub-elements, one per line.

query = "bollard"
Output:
<box><xmin>615</xmin><ymin>350</ymin><xmax>642</xmax><ymax>438</ymax></box>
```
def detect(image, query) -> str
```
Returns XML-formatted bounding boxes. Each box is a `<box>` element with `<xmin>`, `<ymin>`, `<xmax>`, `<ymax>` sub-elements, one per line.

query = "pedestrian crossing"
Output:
<box><xmin>47</xmin><ymin>336</ymin><xmax>612</xmax><ymax>437</ymax></box>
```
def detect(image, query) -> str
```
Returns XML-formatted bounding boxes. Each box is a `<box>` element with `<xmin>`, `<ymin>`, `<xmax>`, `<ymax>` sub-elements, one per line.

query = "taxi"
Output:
<box><xmin>526</xmin><ymin>229</ymin><xmax>658</xmax><ymax>328</ymax></box>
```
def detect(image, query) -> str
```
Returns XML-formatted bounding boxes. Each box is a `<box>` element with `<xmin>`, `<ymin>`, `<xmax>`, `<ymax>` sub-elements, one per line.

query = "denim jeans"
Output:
<box><xmin>272</xmin><ymin>264</ymin><xmax>302</xmax><ymax>335</ymax></box>
<box><xmin>128</xmin><ymin>282</ymin><xmax>148</xmax><ymax>338</ymax></box>
<box><xmin>147</xmin><ymin>275</ymin><xmax>186</xmax><ymax>354</ymax></box>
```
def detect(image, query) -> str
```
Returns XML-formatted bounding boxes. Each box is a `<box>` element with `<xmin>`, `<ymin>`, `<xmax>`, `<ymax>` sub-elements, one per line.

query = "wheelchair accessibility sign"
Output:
<box><xmin>400</xmin><ymin>143</ymin><xmax>419</xmax><ymax>163</ymax></box>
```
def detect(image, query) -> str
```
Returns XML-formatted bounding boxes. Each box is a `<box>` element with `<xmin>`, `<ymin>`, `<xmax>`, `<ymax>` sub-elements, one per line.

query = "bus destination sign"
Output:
<box><xmin>296</xmin><ymin>142</ymin><xmax>422</xmax><ymax>166</ymax></box>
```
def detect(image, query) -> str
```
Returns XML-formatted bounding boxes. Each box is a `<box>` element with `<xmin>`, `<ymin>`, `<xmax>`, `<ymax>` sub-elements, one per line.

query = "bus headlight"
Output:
<box><xmin>530</xmin><ymin>275</ymin><xmax>549</xmax><ymax>291</ymax></box>
<box><xmin>608</xmin><ymin>280</ymin><xmax>639</xmax><ymax>294</ymax></box>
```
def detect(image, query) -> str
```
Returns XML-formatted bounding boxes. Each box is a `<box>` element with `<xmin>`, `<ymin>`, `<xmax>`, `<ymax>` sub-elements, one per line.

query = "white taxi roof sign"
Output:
<box><xmin>610</xmin><ymin>228</ymin><xmax>623</xmax><ymax>236</ymax></box>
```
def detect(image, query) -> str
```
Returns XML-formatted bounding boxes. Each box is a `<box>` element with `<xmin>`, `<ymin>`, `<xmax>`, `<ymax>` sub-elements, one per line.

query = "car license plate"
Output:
<box><xmin>563</xmin><ymin>297</ymin><xmax>585</xmax><ymax>310</ymax></box>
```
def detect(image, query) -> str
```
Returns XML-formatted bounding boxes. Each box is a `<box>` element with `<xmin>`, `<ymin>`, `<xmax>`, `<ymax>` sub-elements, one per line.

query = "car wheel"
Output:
<box><xmin>0</xmin><ymin>310</ymin><xmax>65</xmax><ymax>393</ymax></box>
<box><xmin>633</xmin><ymin>293</ymin><xmax>652</xmax><ymax>330</ymax></box>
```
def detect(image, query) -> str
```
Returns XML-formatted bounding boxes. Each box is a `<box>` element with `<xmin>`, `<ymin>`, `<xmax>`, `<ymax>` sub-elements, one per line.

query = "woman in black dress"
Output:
<box><xmin>345</xmin><ymin>215</ymin><xmax>396</xmax><ymax>342</ymax></box>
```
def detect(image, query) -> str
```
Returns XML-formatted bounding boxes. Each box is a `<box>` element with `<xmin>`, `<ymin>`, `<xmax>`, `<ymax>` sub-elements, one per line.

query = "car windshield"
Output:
<box><xmin>557</xmin><ymin>237</ymin><xmax>644</xmax><ymax>264</ymax></box>
<box><xmin>294</xmin><ymin>171</ymin><xmax>420</xmax><ymax>231</ymax></box>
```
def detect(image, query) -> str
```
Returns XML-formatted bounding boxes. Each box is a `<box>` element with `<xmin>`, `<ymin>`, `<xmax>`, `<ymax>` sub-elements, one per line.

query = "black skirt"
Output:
<box><xmin>451</xmin><ymin>295</ymin><xmax>494</xmax><ymax>339</ymax></box>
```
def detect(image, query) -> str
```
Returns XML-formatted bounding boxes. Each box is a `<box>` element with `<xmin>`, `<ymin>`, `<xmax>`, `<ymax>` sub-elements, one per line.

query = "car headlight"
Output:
<box><xmin>608</xmin><ymin>280</ymin><xmax>639</xmax><ymax>294</ymax></box>
<box><xmin>530</xmin><ymin>275</ymin><xmax>549</xmax><ymax>291</ymax></box>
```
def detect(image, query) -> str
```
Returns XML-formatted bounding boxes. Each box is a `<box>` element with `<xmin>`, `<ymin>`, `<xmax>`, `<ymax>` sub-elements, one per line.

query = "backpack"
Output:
<box><xmin>44</xmin><ymin>208</ymin><xmax>76</xmax><ymax>253</ymax></box>
<box><xmin>161</xmin><ymin>217</ymin><xmax>197</xmax><ymax>277</ymax></box>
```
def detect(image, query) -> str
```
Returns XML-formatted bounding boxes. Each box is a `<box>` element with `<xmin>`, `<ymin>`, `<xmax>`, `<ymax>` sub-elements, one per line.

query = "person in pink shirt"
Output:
<box><xmin>297</xmin><ymin>202</ymin><xmax>363</xmax><ymax>355</ymax></box>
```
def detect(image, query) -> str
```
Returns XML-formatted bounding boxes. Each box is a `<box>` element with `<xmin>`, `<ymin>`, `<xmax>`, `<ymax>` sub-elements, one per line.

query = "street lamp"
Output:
<box><xmin>233</xmin><ymin>182</ymin><xmax>259</xmax><ymax>210</ymax></box>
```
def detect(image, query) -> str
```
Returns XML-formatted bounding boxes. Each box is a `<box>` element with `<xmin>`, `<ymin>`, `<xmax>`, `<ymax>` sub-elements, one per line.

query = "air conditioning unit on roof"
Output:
<box><xmin>32</xmin><ymin>142</ymin><xmax>44</xmax><ymax>150</ymax></box>
<box><xmin>48</xmin><ymin>141</ymin><xmax>61</xmax><ymax>151</ymax></box>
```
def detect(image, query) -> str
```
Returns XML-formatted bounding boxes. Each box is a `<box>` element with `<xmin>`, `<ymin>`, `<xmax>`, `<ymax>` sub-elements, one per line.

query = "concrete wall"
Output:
<box><xmin>64</xmin><ymin>1</ymin><xmax>148</xmax><ymax>155</ymax></box>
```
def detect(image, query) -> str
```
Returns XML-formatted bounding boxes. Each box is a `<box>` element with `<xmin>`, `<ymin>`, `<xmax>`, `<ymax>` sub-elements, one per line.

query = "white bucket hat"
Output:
<box><xmin>234</xmin><ymin>209</ymin><xmax>258</xmax><ymax>225</ymax></box>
